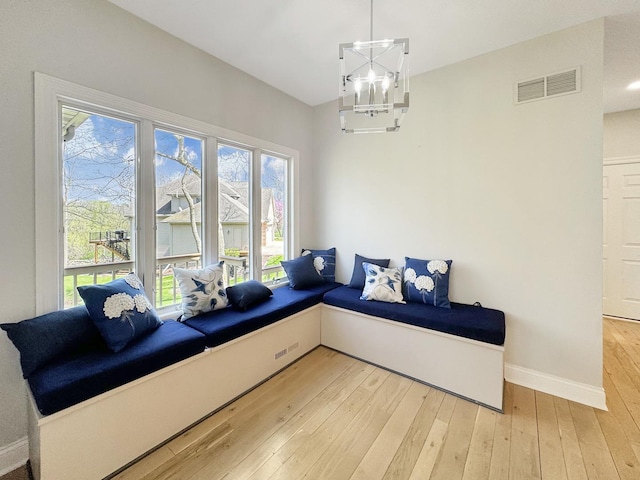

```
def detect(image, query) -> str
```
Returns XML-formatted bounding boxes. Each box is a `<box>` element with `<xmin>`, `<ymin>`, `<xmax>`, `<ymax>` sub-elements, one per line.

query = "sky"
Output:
<box><xmin>63</xmin><ymin>108</ymin><xmax>285</xmax><ymax>205</ymax></box>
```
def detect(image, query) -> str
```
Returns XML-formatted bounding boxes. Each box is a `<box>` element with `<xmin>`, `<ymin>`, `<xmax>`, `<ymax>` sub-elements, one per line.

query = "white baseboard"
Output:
<box><xmin>505</xmin><ymin>363</ymin><xmax>607</xmax><ymax>410</ymax></box>
<box><xmin>0</xmin><ymin>436</ymin><xmax>28</xmax><ymax>476</ymax></box>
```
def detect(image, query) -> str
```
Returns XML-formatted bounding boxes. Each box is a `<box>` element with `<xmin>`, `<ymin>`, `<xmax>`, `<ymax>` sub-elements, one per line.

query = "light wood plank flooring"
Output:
<box><xmin>106</xmin><ymin>318</ymin><xmax>640</xmax><ymax>480</ymax></box>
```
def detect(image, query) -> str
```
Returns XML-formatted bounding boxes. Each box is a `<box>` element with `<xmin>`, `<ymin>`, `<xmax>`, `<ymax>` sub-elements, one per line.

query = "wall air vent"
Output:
<box><xmin>515</xmin><ymin>67</ymin><xmax>581</xmax><ymax>105</ymax></box>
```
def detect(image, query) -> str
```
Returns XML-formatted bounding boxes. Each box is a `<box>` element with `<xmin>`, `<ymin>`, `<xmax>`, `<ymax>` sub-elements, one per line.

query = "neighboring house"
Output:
<box><xmin>157</xmin><ymin>173</ymin><xmax>276</xmax><ymax>257</ymax></box>
<box><xmin>155</xmin><ymin>174</ymin><xmax>202</xmax><ymax>257</ymax></box>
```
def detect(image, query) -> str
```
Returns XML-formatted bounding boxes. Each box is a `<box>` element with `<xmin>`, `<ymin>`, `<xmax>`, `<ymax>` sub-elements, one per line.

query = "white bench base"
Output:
<box><xmin>320</xmin><ymin>305</ymin><xmax>504</xmax><ymax>411</ymax></box>
<box><xmin>28</xmin><ymin>305</ymin><xmax>322</xmax><ymax>480</ymax></box>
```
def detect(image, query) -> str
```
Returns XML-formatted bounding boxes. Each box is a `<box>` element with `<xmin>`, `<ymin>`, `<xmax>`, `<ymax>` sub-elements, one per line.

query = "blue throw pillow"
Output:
<box><xmin>360</xmin><ymin>263</ymin><xmax>406</xmax><ymax>304</ymax></box>
<box><xmin>226</xmin><ymin>280</ymin><xmax>273</xmax><ymax>311</ymax></box>
<box><xmin>301</xmin><ymin>247</ymin><xmax>336</xmax><ymax>282</ymax></box>
<box><xmin>403</xmin><ymin>257</ymin><xmax>452</xmax><ymax>308</ymax></box>
<box><xmin>77</xmin><ymin>274</ymin><xmax>162</xmax><ymax>352</ymax></box>
<box><xmin>281</xmin><ymin>254</ymin><xmax>325</xmax><ymax>290</ymax></box>
<box><xmin>1</xmin><ymin>306</ymin><xmax>102</xmax><ymax>378</ymax></box>
<box><xmin>348</xmin><ymin>254</ymin><xmax>390</xmax><ymax>289</ymax></box>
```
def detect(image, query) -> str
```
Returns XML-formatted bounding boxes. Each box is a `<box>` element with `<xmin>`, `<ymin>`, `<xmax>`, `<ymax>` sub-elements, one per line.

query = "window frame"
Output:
<box><xmin>35</xmin><ymin>72</ymin><xmax>299</xmax><ymax>316</ymax></box>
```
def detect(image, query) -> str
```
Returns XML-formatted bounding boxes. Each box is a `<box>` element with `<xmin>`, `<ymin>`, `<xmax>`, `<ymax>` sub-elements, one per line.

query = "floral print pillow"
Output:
<box><xmin>301</xmin><ymin>247</ymin><xmax>336</xmax><ymax>282</ymax></box>
<box><xmin>404</xmin><ymin>257</ymin><xmax>452</xmax><ymax>308</ymax></box>
<box><xmin>77</xmin><ymin>273</ymin><xmax>162</xmax><ymax>352</ymax></box>
<box><xmin>360</xmin><ymin>262</ymin><xmax>406</xmax><ymax>304</ymax></box>
<box><xmin>174</xmin><ymin>262</ymin><xmax>228</xmax><ymax>320</ymax></box>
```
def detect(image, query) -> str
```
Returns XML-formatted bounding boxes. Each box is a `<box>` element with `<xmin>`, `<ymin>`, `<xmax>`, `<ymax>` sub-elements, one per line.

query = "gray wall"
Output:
<box><xmin>312</xmin><ymin>21</ymin><xmax>604</xmax><ymax>399</ymax></box>
<box><xmin>0</xmin><ymin>0</ymin><xmax>314</xmax><ymax>453</ymax></box>
<box><xmin>604</xmin><ymin>108</ymin><xmax>640</xmax><ymax>159</ymax></box>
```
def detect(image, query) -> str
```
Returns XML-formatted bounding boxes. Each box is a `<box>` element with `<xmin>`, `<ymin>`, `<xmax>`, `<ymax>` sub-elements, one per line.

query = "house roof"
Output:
<box><xmin>161</xmin><ymin>180</ymin><xmax>274</xmax><ymax>224</ymax></box>
<box><xmin>156</xmin><ymin>173</ymin><xmax>201</xmax><ymax>215</ymax></box>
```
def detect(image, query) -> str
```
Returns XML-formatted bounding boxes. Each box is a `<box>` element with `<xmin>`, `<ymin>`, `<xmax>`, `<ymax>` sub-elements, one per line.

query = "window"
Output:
<box><xmin>261</xmin><ymin>153</ymin><xmax>288</xmax><ymax>283</ymax></box>
<box><xmin>154</xmin><ymin>128</ymin><xmax>205</xmax><ymax>309</ymax></box>
<box><xmin>35</xmin><ymin>73</ymin><xmax>297</xmax><ymax>315</ymax></box>
<box><xmin>62</xmin><ymin>107</ymin><xmax>137</xmax><ymax>308</ymax></box>
<box><xmin>217</xmin><ymin>145</ymin><xmax>289</xmax><ymax>286</ymax></box>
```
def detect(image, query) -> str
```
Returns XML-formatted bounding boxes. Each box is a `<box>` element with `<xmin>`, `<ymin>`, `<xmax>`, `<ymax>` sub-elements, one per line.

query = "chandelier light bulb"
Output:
<box><xmin>382</xmin><ymin>75</ymin><xmax>390</xmax><ymax>92</ymax></box>
<box><xmin>354</xmin><ymin>78</ymin><xmax>362</xmax><ymax>93</ymax></box>
<box><xmin>367</xmin><ymin>68</ymin><xmax>376</xmax><ymax>84</ymax></box>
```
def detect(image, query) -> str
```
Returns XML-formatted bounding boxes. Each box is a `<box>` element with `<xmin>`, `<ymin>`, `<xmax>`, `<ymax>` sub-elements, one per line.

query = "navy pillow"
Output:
<box><xmin>403</xmin><ymin>257</ymin><xmax>452</xmax><ymax>308</ymax></box>
<box><xmin>301</xmin><ymin>247</ymin><xmax>336</xmax><ymax>282</ymax></box>
<box><xmin>1</xmin><ymin>306</ymin><xmax>102</xmax><ymax>378</ymax></box>
<box><xmin>77</xmin><ymin>274</ymin><xmax>162</xmax><ymax>352</ymax></box>
<box><xmin>281</xmin><ymin>255</ymin><xmax>325</xmax><ymax>290</ymax></box>
<box><xmin>347</xmin><ymin>254</ymin><xmax>391</xmax><ymax>289</ymax></box>
<box><xmin>226</xmin><ymin>280</ymin><xmax>273</xmax><ymax>311</ymax></box>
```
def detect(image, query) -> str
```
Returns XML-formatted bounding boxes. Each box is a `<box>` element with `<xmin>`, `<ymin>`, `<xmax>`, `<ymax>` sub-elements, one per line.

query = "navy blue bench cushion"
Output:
<box><xmin>185</xmin><ymin>282</ymin><xmax>342</xmax><ymax>347</ymax></box>
<box><xmin>28</xmin><ymin>320</ymin><xmax>207</xmax><ymax>415</ymax></box>
<box><xmin>323</xmin><ymin>286</ymin><xmax>505</xmax><ymax>346</ymax></box>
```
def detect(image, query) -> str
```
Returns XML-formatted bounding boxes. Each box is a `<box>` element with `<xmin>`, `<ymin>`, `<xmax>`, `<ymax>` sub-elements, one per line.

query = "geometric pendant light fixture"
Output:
<box><xmin>339</xmin><ymin>0</ymin><xmax>409</xmax><ymax>133</ymax></box>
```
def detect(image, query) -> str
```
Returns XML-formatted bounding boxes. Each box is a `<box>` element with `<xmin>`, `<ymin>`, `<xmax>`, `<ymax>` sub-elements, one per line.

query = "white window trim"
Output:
<box><xmin>35</xmin><ymin>72</ymin><xmax>299</xmax><ymax>315</ymax></box>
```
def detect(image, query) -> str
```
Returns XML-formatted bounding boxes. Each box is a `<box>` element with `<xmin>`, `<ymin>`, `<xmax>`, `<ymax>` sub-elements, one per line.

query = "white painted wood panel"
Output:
<box><xmin>320</xmin><ymin>305</ymin><xmax>504</xmax><ymax>411</ymax></box>
<box><xmin>29</xmin><ymin>306</ymin><xmax>322</xmax><ymax>480</ymax></box>
<box><xmin>603</xmin><ymin>162</ymin><xmax>640</xmax><ymax>320</ymax></box>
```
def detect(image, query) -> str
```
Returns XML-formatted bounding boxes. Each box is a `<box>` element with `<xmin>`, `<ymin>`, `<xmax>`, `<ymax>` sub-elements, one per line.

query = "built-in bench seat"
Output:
<box><xmin>185</xmin><ymin>281</ymin><xmax>341</xmax><ymax>347</ymax></box>
<box><xmin>28</xmin><ymin>319</ymin><xmax>207</xmax><ymax>416</ymax></box>
<box><xmin>11</xmin><ymin>279</ymin><xmax>505</xmax><ymax>479</ymax></box>
<box><xmin>20</xmin><ymin>285</ymin><xmax>336</xmax><ymax>480</ymax></box>
<box><xmin>321</xmin><ymin>285</ymin><xmax>505</xmax><ymax>411</ymax></box>
<box><xmin>323</xmin><ymin>285</ymin><xmax>505</xmax><ymax>345</ymax></box>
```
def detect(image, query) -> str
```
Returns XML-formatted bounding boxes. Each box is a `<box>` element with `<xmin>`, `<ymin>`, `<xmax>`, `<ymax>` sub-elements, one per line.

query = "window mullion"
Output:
<box><xmin>251</xmin><ymin>148</ymin><xmax>262</xmax><ymax>280</ymax></box>
<box><xmin>204</xmin><ymin>137</ymin><xmax>219</xmax><ymax>265</ymax></box>
<box><xmin>289</xmin><ymin>155</ymin><xmax>299</xmax><ymax>261</ymax></box>
<box><xmin>138</xmin><ymin>119</ymin><xmax>156</xmax><ymax>302</ymax></box>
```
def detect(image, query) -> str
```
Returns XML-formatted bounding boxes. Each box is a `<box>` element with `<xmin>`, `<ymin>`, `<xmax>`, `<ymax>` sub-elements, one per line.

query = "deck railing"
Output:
<box><xmin>63</xmin><ymin>253</ymin><xmax>286</xmax><ymax>309</ymax></box>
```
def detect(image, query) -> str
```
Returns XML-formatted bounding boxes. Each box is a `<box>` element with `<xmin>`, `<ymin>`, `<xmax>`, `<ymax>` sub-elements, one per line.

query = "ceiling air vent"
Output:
<box><xmin>515</xmin><ymin>66</ymin><xmax>581</xmax><ymax>105</ymax></box>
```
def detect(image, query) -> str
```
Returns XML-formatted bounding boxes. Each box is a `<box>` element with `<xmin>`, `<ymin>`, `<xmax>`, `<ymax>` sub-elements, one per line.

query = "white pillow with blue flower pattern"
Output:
<box><xmin>174</xmin><ymin>262</ymin><xmax>228</xmax><ymax>320</ymax></box>
<box><xmin>360</xmin><ymin>262</ymin><xmax>406</xmax><ymax>304</ymax></box>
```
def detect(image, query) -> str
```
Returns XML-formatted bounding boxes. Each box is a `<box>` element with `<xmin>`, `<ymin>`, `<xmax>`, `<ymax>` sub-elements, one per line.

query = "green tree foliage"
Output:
<box><xmin>65</xmin><ymin>201</ymin><xmax>130</xmax><ymax>264</ymax></box>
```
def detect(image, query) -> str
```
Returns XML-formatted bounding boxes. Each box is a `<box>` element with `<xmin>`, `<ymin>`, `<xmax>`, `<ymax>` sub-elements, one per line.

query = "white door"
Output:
<box><xmin>603</xmin><ymin>162</ymin><xmax>640</xmax><ymax>320</ymax></box>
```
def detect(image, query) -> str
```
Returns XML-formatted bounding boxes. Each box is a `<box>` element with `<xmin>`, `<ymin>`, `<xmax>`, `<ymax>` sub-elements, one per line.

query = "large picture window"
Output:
<box><xmin>35</xmin><ymin>73</ymin><xmax>297</xmax><ymax>315</ymax></box>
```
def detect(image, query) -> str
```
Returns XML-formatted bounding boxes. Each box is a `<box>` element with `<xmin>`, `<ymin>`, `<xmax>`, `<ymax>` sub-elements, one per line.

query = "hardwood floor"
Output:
<box><xmin>0</xmin><ymin>465</ymin><xmax>29</xmax><ymax>480</ymax></box>
<box><xmin>108</xmin><ymin>318</ymin><xmax>640</xmax><ymax>480</ymax></box>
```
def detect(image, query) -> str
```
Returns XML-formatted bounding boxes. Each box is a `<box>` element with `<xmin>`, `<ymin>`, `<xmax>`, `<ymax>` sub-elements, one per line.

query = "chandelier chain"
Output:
<box><xmin>370</xmin><ymin>0</ymin><xmax>374</xmax><ymax>42</ymax></box>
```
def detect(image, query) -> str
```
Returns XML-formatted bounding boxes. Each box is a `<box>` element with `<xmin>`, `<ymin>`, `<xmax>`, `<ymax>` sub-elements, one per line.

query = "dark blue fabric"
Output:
<box><xmin>281</xmin><ymin>254</ymin><xmax>325</xmax><ymax>289</ymax></box>
<box><xmin>28</xmin><ymin>320</ymin><xmax>206</xmax><ymax>415</ymax></box>
<box><xmin>323</xmin><ymin>286</ymin><xmax>505</xmax><ymax>346</ymax></box>
<box><xmin>301</xmin><ymin>247</ymin><xmax>336</xmax><ymax>282</ymax></box>
<box><xmin>78</xmin><ymin>276</ymin><xmax>162</xmax><ymax>352</ymax></box>
<box><xmin>404</xmin><ymin>257</ymin><xmax>452</xmax><ymax>309</ymax></box>
<box><xmin>348</xmin><ymin>254</ymin><xmax>390</xmax><ymax>289</ymax></box>
<box><xmin>1</xmin><ymin>306</ymin><xmax>102</xmax><ymax>378</ymax></box>
<box><xmin>226</xmin><ymin>280</ymin><xmax>273</xmax><ymax>311</ymax></box>
<box><xmin>186</xmin><ymin>282</ymin><xmax>342</xmax><ymax>347</ymax></box>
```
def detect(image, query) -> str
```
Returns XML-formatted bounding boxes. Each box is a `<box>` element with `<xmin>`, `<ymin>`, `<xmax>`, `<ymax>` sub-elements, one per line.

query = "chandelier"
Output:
<box><xmin>339</xmin><ymin>0</ymin><xmax>409</xmax><ymax>133</ymax></box>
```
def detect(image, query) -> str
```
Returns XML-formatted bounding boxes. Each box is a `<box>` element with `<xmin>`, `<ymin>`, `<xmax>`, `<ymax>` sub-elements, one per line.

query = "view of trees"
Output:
<box><xmin>62</xmin><ymin>110</ymin><xmax>136</xmax><ymax>266</ymax></box>
<box><xmin>63</xmin><ymin>108</ymin><xmax>286</xmax><ymax>266</ymax></box>
<box><xmin>62</xmin><ymin>106</ymin><xmax>288</xmax><ymax>309</ymax></box>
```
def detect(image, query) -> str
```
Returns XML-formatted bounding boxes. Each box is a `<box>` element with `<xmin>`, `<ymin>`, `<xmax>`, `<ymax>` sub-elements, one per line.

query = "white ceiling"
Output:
<box><xmin>109</xmin><ymin>0</ymin><xmax>640</xmax><ymax>113</ymax></box>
